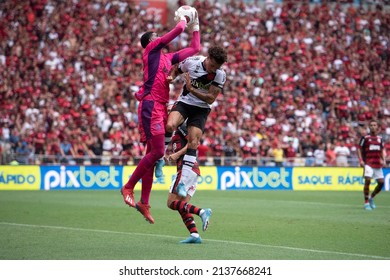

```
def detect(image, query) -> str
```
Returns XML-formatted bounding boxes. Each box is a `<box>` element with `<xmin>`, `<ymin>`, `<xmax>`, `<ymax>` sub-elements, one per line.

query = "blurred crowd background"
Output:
<box><xmin>0</xmin><ymin>0</ymin><xmax>389</xmax><ymax>167</ymax></box>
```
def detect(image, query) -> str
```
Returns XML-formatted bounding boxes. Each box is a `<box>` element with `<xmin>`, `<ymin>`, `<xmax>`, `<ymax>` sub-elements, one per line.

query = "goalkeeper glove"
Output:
<box><xmin>188</xmin><ymin>12</ymin><xmax>199</xmax><ymax>32</ymax></box>
<box><xmin>174</xmin><ymin>11</ymin><xmax>187</xmax><ymax>23</ymax></box>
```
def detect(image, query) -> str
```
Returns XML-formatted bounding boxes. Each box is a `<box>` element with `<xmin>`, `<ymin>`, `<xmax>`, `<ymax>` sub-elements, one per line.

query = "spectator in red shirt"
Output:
<box><xmin>325</xmin><ymin>143</ymin><xmax>337</xmax><ymax>167</ymax></box>
<box><xmin>197</xmin><ymin>139</ymin><xmax>209</xmax><ymax>166</ymax></box>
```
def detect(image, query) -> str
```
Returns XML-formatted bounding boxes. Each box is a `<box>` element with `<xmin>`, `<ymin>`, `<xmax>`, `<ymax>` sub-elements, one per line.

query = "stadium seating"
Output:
<box><xmin>0</xmin><ymin>0</ymin><xmax>389</xmax><ymax>167</ymax></box>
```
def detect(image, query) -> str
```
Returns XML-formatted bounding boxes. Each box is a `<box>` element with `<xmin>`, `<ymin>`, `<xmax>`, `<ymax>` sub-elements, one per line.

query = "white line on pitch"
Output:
<box><xmin>0</xmin><ymin>222</ymin><xmax>388</xmax><ymax>260</ymax></box>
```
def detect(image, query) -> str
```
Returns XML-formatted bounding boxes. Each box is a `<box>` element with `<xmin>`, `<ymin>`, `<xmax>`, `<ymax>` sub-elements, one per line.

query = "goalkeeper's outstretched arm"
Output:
<box><xmin>160</xmin><ymin>19</ymin><xmax>187</xmax><ymax>46</ymax></box>
<box><xmin>172</xmin><ymin>30</ymin><xmax>201</xmax><ymax>65</ymax></box>
<box><xmin>171</xmin><ymin>6</ymin><xmax>201</xmax><ymax>64</ymax></box>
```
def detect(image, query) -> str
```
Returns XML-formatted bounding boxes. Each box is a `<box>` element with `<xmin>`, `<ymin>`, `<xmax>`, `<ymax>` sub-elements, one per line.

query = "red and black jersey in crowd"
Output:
<box><xmin>359</xmin><ymin>134</ymin><xmax>384</xmax><ymax>168</ymax></box>
<box><xmin>172</xmin><ymin>123</ymin><xmax>200</xmax><ymax>176</ymax></box>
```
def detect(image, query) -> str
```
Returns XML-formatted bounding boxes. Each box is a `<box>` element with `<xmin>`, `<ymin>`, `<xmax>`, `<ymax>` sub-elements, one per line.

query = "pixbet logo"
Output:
<box><xmin>220</xmin><ymin>167</ymin><xmax>290</xmax><ymax>190</ymax></box>
<box><xmin>44</xmin><ymin>166</ymin><xmax>120</xmax><ymax>190</ymax></box>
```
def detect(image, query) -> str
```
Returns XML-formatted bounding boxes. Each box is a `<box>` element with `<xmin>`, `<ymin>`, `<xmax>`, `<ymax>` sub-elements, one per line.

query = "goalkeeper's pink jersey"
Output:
<box><xmin>135</xmin><ymin>20</ymin><xmax>200</xmax><ymax>104</ymax></box>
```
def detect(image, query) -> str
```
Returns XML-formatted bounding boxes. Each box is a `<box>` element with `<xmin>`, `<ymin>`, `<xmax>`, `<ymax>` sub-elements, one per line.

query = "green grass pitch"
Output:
<box><xmin>0</xmin><ymin>190</ymin><xmax>389</xmax><ymax>260</ymax></box>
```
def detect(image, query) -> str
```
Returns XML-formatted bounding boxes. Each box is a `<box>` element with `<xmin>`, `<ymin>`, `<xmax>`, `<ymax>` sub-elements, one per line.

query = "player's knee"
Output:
<box><xmin>165</xmin><ymin>122</ymin><xmax>176</xmax><ymax>134</ymax></box>
<box><xmin>188</xmin><ymin>135</ymin><xmax>201</xmax><ymax>147</ymax></box>
<box><xmin>188</xmin><ymin>140</ymin><xmax>199</xmax><ymax>150</ymax></box>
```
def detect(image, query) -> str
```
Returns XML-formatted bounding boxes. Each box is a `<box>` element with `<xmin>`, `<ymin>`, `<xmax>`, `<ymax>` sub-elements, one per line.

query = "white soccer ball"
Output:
<box><xmin>175</xmin><ymin>5</ymin><xmax>197</xmax><ymax>25</ymax></box>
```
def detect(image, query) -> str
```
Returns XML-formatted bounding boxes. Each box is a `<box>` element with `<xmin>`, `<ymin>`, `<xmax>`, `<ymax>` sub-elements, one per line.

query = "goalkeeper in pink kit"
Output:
<box><xmin>121</xmin><ymin>7</ymin><xmax>201</xmax><ymax>224</ymax></box>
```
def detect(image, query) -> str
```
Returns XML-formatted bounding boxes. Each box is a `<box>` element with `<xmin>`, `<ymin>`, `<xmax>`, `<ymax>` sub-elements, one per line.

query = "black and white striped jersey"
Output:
<box><xmin>177</xmin><ymin>56</ymin><xmax>226</xmax><ymax>108</ymax></box>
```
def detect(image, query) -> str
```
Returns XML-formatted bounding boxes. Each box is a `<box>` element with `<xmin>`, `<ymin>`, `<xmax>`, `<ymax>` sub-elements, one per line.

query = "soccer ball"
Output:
<box><xmin>175</xmin><ymin>5</ymin><xmax>197</xmax><ymax>25</ymax></box>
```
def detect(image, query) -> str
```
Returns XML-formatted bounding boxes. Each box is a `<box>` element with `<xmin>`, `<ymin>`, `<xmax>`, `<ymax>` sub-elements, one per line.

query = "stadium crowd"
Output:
<box><xmin>0</xmin><ymin>0</ymin><xmax>389</xmax><ymax>167</ymax></box>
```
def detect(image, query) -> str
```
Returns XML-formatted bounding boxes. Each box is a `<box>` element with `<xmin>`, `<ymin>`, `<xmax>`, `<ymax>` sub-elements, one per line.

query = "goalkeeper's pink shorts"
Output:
<box><xmin>138</xmin><ymin>98</ymin><xmax>168</xmax><ymax>143</ymax></box>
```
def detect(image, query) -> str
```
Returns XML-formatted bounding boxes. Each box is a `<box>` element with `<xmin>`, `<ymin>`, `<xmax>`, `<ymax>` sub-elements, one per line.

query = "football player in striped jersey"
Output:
<box><xmin>165</xmin><ymin>46</ymin><xmax>228</xmax><ymax>197</ymax></box>
<box><xmin>357</xmin><ymin>120</ymin><xmax>386</xmax><ymax>210</ymax></box>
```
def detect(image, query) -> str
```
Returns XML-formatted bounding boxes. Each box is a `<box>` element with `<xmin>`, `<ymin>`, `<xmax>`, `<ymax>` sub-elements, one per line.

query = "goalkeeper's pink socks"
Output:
<box><xmin>123</xmin><ymin>135</ymin><xmax>165</xmax><ymax>205</ymax></box>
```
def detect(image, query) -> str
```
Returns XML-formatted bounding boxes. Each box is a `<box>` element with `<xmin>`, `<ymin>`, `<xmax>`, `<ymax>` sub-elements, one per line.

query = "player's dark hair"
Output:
<box><xmin>208</xmin><ymin>46</ymin><xmax>228</xmax><ymax>65</ymax></box>
<box><xmin>140</xmin><ymin>31</ymin><xmax>154</xmax><ymax>48</ymax></box>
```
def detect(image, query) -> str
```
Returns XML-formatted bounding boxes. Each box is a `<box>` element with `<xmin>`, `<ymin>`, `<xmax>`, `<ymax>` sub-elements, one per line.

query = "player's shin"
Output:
<box><xmin>164</xmin><ymin>132</ymin><xmax>172</xmax><ymax>152</ymax></box>
<box><xmin>179</xmin><ymin>149</ymin><xmax>196</xmax><ymax>183</ymax></box>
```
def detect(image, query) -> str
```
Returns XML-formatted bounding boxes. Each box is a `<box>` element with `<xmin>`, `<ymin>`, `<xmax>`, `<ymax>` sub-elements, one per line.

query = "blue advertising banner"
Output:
<box><xmin>217</xmin><ymin>166</ymin><xmax>293</xmax><ymax>190</ymax></box>
<box><xmin>384</xmin><ymin>168</ymin><xmax>390</xmax><ymax>191</ymax></box>
<box><xmin>0</xmin><ymin>165</ymin><xmax>388</xmax><ymax>191</ymax></box>
<box><xmin>40</xmin><ymin>166</ymin><xmax>122</xmax><ymax>190</ymax></box>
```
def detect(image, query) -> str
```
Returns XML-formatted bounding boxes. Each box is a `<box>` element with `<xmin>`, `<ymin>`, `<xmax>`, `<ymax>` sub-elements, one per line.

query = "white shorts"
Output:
<box><xmin>169</xmin><ymin>170</ymin><xmax>198</xmax><ymax>197</ymax></box>
<box><xmin>363</xmin><ymin>165</ymin><xmax>384</xmax><ymax>180</ymax></box>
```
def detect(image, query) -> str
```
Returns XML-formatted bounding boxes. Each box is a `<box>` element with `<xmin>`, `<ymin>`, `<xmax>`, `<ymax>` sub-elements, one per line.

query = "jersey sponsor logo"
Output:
<box><xmin>191</xmin><ymin>78</ymin><xmax>211</xmax><ymax>90</ymax></box>
<box><xmin>369</xmin><ymin>144</ymin><xmax>381</xmax><ymax>151</ymax></box>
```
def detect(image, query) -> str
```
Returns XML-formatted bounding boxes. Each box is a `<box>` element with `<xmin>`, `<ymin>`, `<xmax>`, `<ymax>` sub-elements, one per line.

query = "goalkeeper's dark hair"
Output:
<box><xmin>140</xmin><ymin>31</ymin><xmax>154</xmax><ymax>48</ymax></box>
<box><xmin>208</xmin><ymin>46</ymin><xmax>228</xmax><ymax>65</ymax></box>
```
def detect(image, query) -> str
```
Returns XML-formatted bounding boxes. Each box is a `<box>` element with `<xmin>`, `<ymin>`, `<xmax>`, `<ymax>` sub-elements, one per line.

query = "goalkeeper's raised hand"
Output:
<box><xmin>174</xmin><ymin>10</ymin><xmax>187</xmax><ymax>23</ymax></box>
<box><xmin>187</xmin><ymin>10</ymin><xmax>199</xmax><ymax>32</ymax></box>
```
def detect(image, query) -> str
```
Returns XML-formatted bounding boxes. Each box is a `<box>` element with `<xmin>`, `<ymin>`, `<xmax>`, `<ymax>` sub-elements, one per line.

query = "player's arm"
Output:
<box><xmin>168</xmin><ymin>144</ymin><xmax>188</xmax><ymax>163</ymax></box>
<box><xmin>357</xmin><ymin>138</ymin><xmax>365</xmax><ymax>167</ymax></box>
<box><xmin>172</xmin><ymin>32</ymin><xmax>201</xmax><ymax>64</ymax></box>
<box><xmin>357</xmin><ymin>147</ymin><xmax>364</xmax><ymax>167</ymax></box>
<box><xmin>380</xmin><ymin>143</ymin><xmax>386</xmax><ymax>167</ymax></box>
<box><xmin>183</xmin><ymin>73</ymin><xmax>221</xmax><ymax>104</ymax></box>
<box><xmin>171</xmin><ymin>9</ymin><xmax>201</xmax><ymax>64</ymax></box>
<box><xmin>167</xmin><ymin>64</ymin><xmax>180</xmax><ymax>83</ymax></box>
<box><xmin>160</xmin><ymin>20</ymin><xmax>186</xmax><ymax>46</ymax></box>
